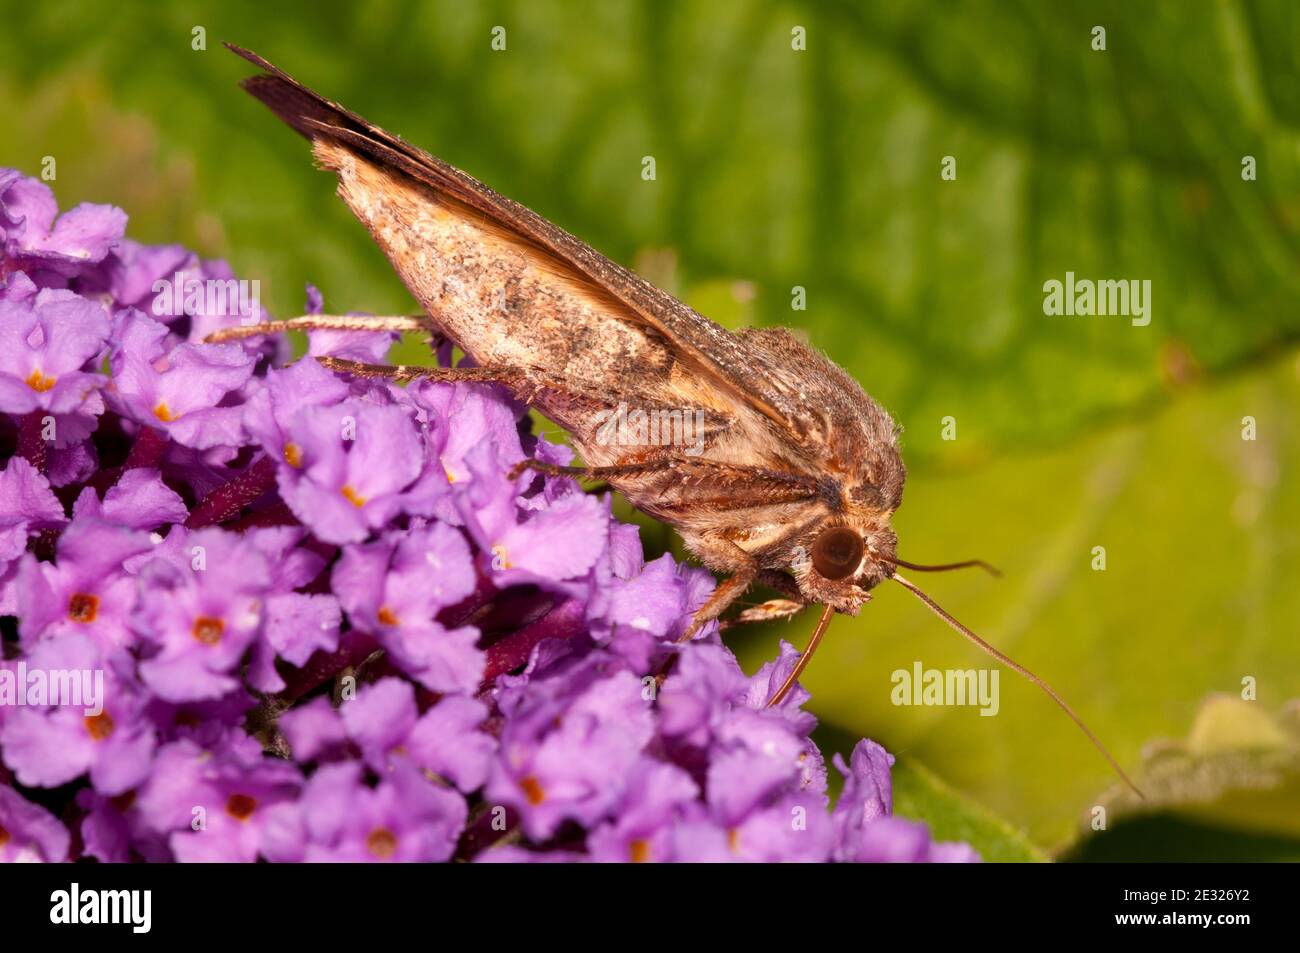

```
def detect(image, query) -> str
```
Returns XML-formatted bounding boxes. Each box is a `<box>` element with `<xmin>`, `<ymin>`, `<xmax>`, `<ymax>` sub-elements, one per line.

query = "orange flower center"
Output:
<box><xmin>24</xmin><ymin>368</ymin><xmax>56</xmax><ymax>392</ymax></box>
<box><xmin>376</xmin><ymin>606</ymin><xmax>400</xmax><ymax>627</ymax></box>
<box><xmin>366</xmin><ymin>828</ymin><xmax>398</xmax><ymax>859</ymax></box>
<box><xmin>85</xmin><ymin>710</ymin><xmax>116</xmax><ymax>741</ymax></box>
<box><xmin>152</xmin><ymin>402</ymin><xmax>175</xmax><ymax>422</ymax></box>
<box><xmin>225</xmin><ymin>794</ymin><xmax>257</xmax><ymax>821</ymax></box>
<box><xmin>340</xmin><ymin>484</ymin><xmax>366</xmax><ymax>508</ymax></box>
<box><xmin>192</xmin><ymin>616</ymin><xmax>225</xmax><ymax>645</ymax></box>
<box><xmin>283</xmin><ymin>442</ymin><xmax>303</xmax><ymax>468</ymax></box>
<box><xmin>520</xmin><ymin>775</ymin><xmax>546</xmax><ymax>806</ymax></box>
<box><xmin>0</xmin><ymin>825</ymin><xmax>9</xmax><ymax>847</ymax></box>
<box><xmin>629</xmin><ymin>838</ymin><xmax>652</xmax><ymax>863</ymax></box>
<box><xmin>67</xmin><ymin>592</ymin><xmax>100</xmax><ymax>623</ymax></box>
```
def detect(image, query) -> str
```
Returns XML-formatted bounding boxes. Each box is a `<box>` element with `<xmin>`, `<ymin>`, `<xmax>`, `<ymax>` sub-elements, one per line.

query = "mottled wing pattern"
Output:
<box><xmin>225</xmin><ymin>44</ymin><xmax>829</xmax><ymax>458</ymax></box>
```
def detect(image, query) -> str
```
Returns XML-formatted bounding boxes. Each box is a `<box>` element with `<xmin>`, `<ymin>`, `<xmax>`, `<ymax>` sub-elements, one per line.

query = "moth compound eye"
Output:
<box><xmin>811</xmin><ymin>527</ymin><xmax>864</xmax><ymax>580</ymax></box>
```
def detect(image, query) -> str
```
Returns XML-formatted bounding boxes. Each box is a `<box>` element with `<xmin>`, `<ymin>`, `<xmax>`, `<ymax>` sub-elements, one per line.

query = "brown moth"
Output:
<box><xmin>219</xmin><ymin>45</ymin><xmax>1140</xmax><ymax>796</ymax></box>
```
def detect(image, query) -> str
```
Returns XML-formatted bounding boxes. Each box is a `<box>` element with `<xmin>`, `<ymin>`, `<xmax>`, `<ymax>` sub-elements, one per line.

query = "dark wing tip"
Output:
<box><xmin>225</xmin><ymin>43</ymin><xmax>354</xmax><ymax>143</ymax></box>
<box><xmin>224</xmin><ymin>43</ymin><xmax>278</xmax><ymax>73</ymax></box>
<box><xmin>241</xmin><ymin>75</ymin><xmax>347</xmax><ymax>141</ymax></box>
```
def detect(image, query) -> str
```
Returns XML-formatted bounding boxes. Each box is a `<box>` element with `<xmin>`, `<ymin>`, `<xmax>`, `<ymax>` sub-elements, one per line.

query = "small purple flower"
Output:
<box><xmin>0</xmin><ymin>169</ymin><xmax>126</xmax><ymax>277</ymax></box>
<box><xmin>242</xmin><ymin>357</ymin><xmax>349</xmax><ymax>468</ymax></box>
<box><xmin>746</xmin><ymin>639</ymin><xmax>819</xmax><ymax>734</ymax></box>
<box><xmin>280</xmin><ymin>681</ymin><xmax>494</xmax><ymax>793</ymax></box>
<box><xmin>832</xmin><ymin>740</ymin><xmax>980</xmax><ymax>863</ymax></box>
<box><xmin>132</xmin><ymin>527</ymin><xmax>269</xmax><ymax>701</ymax></box>
<box><xmin>0</xmin><ymin>632</ymin><xmax>155</xmax><ymax>795</ymax></box>
<box><xmin>705</xmin><ymin>706</ymin><xmax>811</xmax><ymax>826</ymax></box>
<box><xmin>248</xmin><ymin>592</ymin><xmax>341</xmax><ymax>693</ymax></box>
<box><xmin>71</xmin><ymin>467</ymin><xmax>187</xmax><ymax>531</ymax></box>
<box><xmin>276</xmin><ymin>399</ymin><xmax>426</xmax><ymax>544</ymax></box>
<box><xmin>261</xmin><ymin>761</ymin><xmax>465</xmax><ymax>863</ymax></box>
<box><xmin>457</xmin><ymin>438</ymin><xmax>609</xmax><ymax>585</ymax></box>
<box><xmin>351</xmin><ymin>682</ymin><xmax>486</xmax><ymax>788</ymax></box>
<box><xmin>0</xmin><ymin>288</ymin><xmax>109</xmax><ymax>416</ymax></box>
<box><xmin>486</xmin><ymin>662</ymin><xmax>654</xmax><ymax>840</ymax></box>
<box><xmin>15</xmin><ymin>519</ymin><xmax>153</xmax><ymax>650</ymax></box>
<box><xmin>671</xmin><ymin>790</ymin><xmax>834</xmax><ymax>863</ymax></box>
<box><xmin>76</xmin><ymin>788</ymin><xmax>171</xmax><ymax>863</ymax></box>
<box><xmin>0</xmin><ymin>455</ymin><xmax>65</xmax><ymax>564</ymax></box>
<box><xmin>847</xmin><ymin>816</ymin><xmax>981</xmax><ymax>863</ymax></box>
<box><xmin>0</xmin><ymin>782</ymin><xmax>70</xmax><ymax>862</ymax></box>
<box><xmin>657</xmin><ymin>641</ymin><xmax>750</xmax><ymax>747</ymax></box>
<box><xmin>832</xmin><ymin>738</ymin><xmax>894</xmax><ymax>850</ymax></box>
<box><xmin>413</xmin><ymin>379</ymin><xmax>524</xmax><ymax>488</ymax></box>
<box><xmin>338</xmin><ymin>677</ymin><xmax>420</xmax><ymax>770</ymax></box>
<box><xmin>109</xmin><ymin>309</ymin><xmax>253</xmax><ymax>449</ymax></box>
<box><xmin>135</xmin><ymin>736</ymin><xmax>302</xmax><ymax>862</ymax></box>
<box><xmin>278</xmin><ymin>697</ymin><xmax>349</xmax><ymax>763</ymax></box>
<box><xmin>135</xmin><ymin>255</ymin><xmax>276</xmax><ymax>357</ymax></box>
<box><xmin>586</xmin><ymin>758</ymin><xmax>698</xmax><ymax>862</ymax></box>
<box><xmin>102</xmin><ymin>240</ymin><xmax>194</xmax><ymax>314</ymax></box>
<box><xmin>405</xmin><ymin>693</ymin><xmax>495</xmax><ymax>792</ymax></box>
<box><xmin>332</xmin><ymin>524</ymin><xmax>483</xmax><ymax>693</ymax></box>
<box><xmin>589</xmin><ymin>552</ymin><xmax>712</xmax><ymax>670</ymax></box>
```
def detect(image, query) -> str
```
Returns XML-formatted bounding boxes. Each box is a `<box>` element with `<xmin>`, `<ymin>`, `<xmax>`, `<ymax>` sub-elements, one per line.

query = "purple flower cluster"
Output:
<box><xmin>0</xmin><ymin>169</ymin><xmax>978</xmax><ymax>863</ymax></box>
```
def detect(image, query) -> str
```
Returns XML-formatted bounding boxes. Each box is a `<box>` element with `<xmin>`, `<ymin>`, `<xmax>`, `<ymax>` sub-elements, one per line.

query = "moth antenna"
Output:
<box><xmin>891</xmin><ymin>572</ymin><xmax>1144</xmax><ymax>800</ymax></box>
<box><xmin>889</xmin><ymin>556</ymin><xmax>1002</xmax><ymax>578</ymax></box>
<box><xmin>767</xmin><ymin>604</ymin><xmax>835</xmax><ymax>707</ymax></box>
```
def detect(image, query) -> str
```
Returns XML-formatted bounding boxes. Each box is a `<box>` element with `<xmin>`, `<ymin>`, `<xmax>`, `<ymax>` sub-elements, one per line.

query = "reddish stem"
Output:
<box><xmin>16</xmin><ymin>410</ymin><xmax>48</xmax><ymax>473</ymax></box>
<box><xmin>122</xmin><ymin>426</ymin><xmax>169</xmax><ymax>470</ymax></box>
<box><xmin>481</xmin><ymin>598</ymin><xmax>586</xmax><ymax>686</ymax></box>
<box><xmin>185</xmin><ymin>455</ymin><xmax>278</xmax><ymax>528</ymax></box>
<box><xmin>438</xmin><ymin>568</ymin><xmax>499</xmax><ymax>628</ymax></box>
<box><xmin>278</xmin><ymin>630</ymin><xmax>380</xmax><ymax>703</ymax></box>
<box><xmin>226</xmin><ymin>500</ymin><xmax>299</xmax><ymax>532</ymax></box>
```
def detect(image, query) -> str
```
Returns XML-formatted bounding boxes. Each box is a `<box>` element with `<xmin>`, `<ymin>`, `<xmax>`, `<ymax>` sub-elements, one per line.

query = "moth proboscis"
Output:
<box><xmin>218</xmin><ymin>44</ymin><xmax>1142</xmax><ymax>798</ymax></box>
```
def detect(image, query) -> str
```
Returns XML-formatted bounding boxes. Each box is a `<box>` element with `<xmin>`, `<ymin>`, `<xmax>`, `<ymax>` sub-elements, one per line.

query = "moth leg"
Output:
<box><xmin>206</xmin><ymin>314</ymin><xmax>430</xmax><ymax>343</ymax></box>
<box><xmin>317</xmin><ymin>357</ymin><xmax>527</xmax><ymax>386</ymax></box>
<box><xmin>721</xmin><ymin>599</ymin><xmax>807</xmax><ymax>631</ymax></box>
<box><xmin>677</xmin><ymin>550</ymin><xmax>760</xmax><ymax>644</ymax></box>
<box><xmin>508</xmin><ymin>459</ymin><xmax>673</xmax><ymax>482</ymax></box>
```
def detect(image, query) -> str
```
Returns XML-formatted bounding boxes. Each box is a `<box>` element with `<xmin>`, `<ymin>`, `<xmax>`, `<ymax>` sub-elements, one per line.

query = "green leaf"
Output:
<box><xmin>891</xmin><ymin>757</ymin><xmax>1049</xmax><ymax>862</ymax></box>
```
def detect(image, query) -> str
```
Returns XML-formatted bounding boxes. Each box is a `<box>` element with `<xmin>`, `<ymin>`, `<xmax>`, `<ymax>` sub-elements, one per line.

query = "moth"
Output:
<box><xmin>219</xmin><ymin>45</ymin><xmax>1140</xmax><ymax>796</ymax></box>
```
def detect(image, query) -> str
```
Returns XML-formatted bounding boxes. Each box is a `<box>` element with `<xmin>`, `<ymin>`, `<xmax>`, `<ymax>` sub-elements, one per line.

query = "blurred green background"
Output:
<box><xmin>3</xmin><ymin>0</ymin><xmax>1298</xmax><ymax>861</ymax></box>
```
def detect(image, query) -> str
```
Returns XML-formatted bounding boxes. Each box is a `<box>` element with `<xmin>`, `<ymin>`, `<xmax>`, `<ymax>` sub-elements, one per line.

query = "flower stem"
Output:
<box><xmin>122</xmin><ymin>425</ymin><xmax>169</xmax><ymax>470</ymax></box>
<box><xmin>278</xmin><ymin>630</ymin><xmax>380</xmax><ymax>703</ymax></box>
<box><xmin>481</xmin><ymin>598</ymin><xmax>586</xmax><ymax>685</ymax></box>
<box><xmin>185</xmin><ymin>455</ymin><xmax>278</xmax><ymax>528</ymax></box>
<box><xmin>16</xmin><ymin>410</ymin><xmax>47</xmax><ymax>473</ymax></box>
<box><xmin>226</xmin><ymin>500</ymin><xmax>299</xmax><ymax>531</ymax></box>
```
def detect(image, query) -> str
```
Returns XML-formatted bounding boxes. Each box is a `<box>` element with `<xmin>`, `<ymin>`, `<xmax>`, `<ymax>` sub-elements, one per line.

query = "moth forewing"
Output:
<box><xmin>308</xmin><ymin>135</ymin><xmax>837</xmax><ymax>544</ymax></box>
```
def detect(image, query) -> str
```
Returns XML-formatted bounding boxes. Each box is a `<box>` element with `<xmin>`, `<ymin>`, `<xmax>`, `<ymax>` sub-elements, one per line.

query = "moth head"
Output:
<box><xmin>792</xmin><ymin>517</ymin><xmax>897</xmax><ymax>614</ymax></box>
